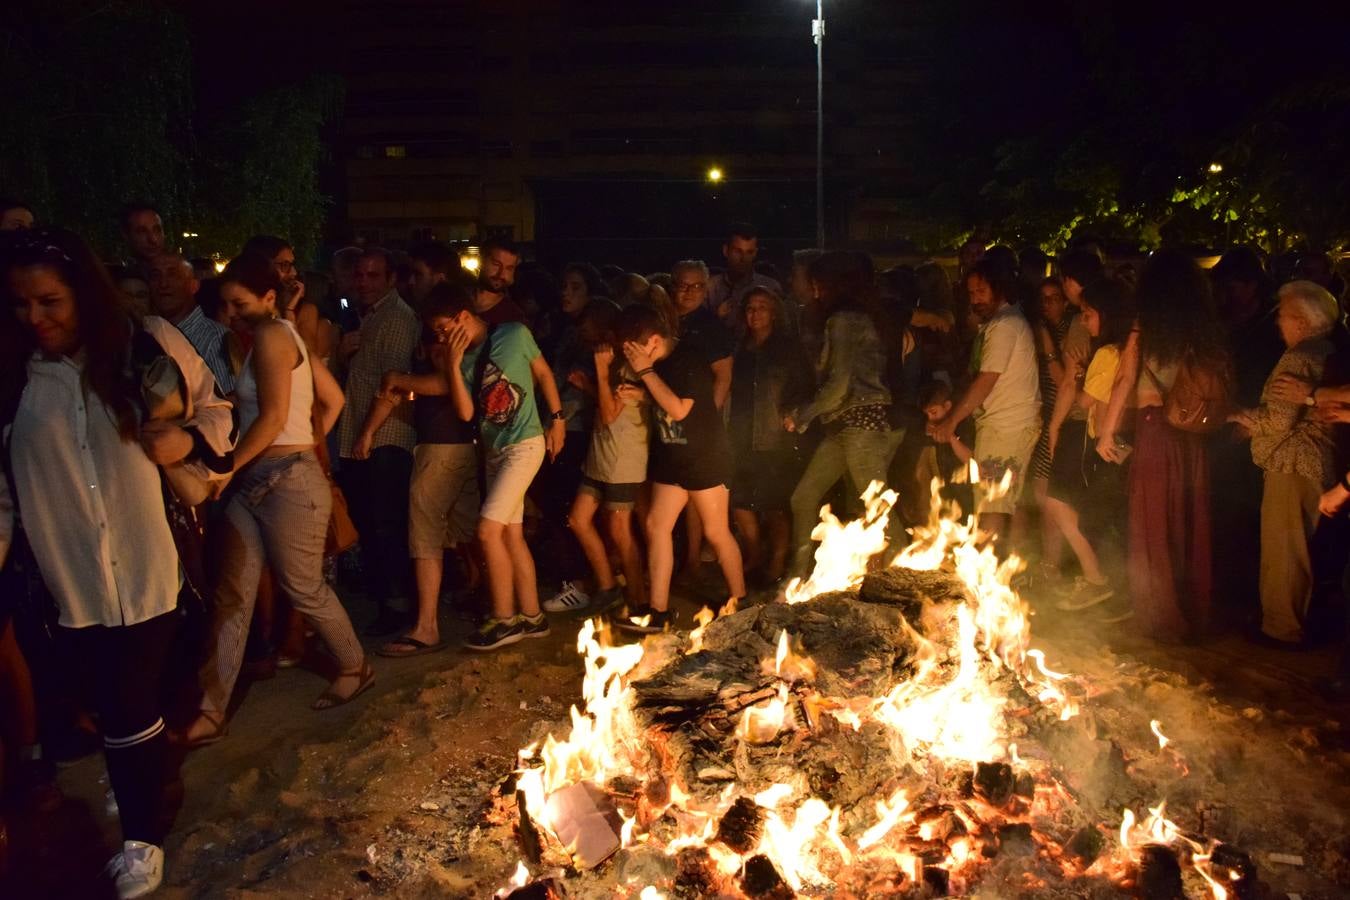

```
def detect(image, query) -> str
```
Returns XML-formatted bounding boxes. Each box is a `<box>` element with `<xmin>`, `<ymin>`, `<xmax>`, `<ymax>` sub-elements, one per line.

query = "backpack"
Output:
<box><xmin>1147</xmin><ymin>348</ymin><xmax>1233</xmax><ymax>434</ymax></box>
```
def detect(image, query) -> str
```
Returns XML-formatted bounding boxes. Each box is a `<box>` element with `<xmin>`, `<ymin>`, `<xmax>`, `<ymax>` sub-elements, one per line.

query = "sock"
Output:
<box><xmin>104</xmin><ymin>721</ymin><xmax>167</xmax><ymax>845</ymax></box>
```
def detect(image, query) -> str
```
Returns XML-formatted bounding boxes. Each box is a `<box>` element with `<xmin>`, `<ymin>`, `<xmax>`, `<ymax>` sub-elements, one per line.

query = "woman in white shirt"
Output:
<box><xmin>182</xmin><ymin>253</ymin><xmax>370</xmax><ymax>750</ymax></box>
<box><xmin>1</xmin><ymin>228</ymin><xmax>235</xmax><ymax>899</ymax></box>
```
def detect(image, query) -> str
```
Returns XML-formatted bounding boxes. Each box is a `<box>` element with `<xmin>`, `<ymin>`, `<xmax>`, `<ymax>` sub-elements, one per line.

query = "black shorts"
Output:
<box><xmin>1046</xmin><ymin>419</ymin><xmax>1093</xmax><ymax>507</ymax></box>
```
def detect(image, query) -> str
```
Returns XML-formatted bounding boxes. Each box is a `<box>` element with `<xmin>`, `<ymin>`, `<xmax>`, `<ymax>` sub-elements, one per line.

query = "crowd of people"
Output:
<box><xmin>0</xmin><ymin>196</ymin><xmax>1349</xmax><ymax>897</ymax></box>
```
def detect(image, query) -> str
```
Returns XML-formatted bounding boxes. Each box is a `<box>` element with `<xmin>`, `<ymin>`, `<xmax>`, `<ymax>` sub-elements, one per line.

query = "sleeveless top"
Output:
<box><xmin>236</xmin><ymin>318</ymin><xmax>315</xmax><ymax>446</ymax></box>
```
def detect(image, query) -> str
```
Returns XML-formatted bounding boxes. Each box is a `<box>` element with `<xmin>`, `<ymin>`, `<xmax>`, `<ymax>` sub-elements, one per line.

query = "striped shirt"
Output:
<box><xmin>176</xmin><ymin>305</ymin><xmax>235</xmax><ymax>394</ymax></box>
<box><xmin>337</xmin><ymin>289</ymin><xmax>420</xmax><ymax>456</ymax></box>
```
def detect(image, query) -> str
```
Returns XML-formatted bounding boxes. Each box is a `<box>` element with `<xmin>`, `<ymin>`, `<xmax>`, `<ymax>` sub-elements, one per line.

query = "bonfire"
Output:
<box><xmin>493</xmin><ymin>480</ymin><xmax>1259</xmax><ymax>899</ymax></box>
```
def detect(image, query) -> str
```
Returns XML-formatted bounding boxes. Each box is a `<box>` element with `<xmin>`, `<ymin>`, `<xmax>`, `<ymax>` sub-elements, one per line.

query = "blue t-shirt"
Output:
<box><xmin>460</xmin><ymin>322</ymin><xmax>544</xmax><ymax>451</ymax></box>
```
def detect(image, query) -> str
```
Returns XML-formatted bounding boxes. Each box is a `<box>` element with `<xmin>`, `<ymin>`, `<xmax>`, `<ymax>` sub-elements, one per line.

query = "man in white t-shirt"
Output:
<box><xmin>930</xmin><ymin>260</ymin><xmax>1041</xmax><ymax>545</ymax></box>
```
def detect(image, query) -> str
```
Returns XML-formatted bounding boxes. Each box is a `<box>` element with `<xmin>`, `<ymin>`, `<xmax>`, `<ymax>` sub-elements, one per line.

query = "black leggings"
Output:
<box><xmin>60</xmin><ymin>611</ymin><xmax>178</xmax><ymax>846</ymax></box>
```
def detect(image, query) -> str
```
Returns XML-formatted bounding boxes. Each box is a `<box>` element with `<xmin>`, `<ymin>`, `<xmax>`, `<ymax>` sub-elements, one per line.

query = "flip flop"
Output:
<box><xmin>312</xmin><ymin>662</ymin><xmax>376</xmax><ymax>711</ymax></box>
<box><xmin>375</xmin><ymin>635</ymin><xmax>447</xmax><ymax>658</ymax></box>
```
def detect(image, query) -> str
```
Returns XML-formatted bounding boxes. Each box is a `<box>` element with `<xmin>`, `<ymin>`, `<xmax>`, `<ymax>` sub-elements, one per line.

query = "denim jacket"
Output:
<box><xmin>732</xmin><ymin>334</ymin><xmax>813</xmax><ymax>452</ymax></box>
<box><xmin>795</xmin><ymin>310</ymin><xmax>891</xmax><ymax>430</ymax></box>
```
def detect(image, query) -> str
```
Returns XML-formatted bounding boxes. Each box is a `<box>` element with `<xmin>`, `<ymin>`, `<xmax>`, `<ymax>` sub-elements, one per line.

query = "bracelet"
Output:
<box><xmin>635</xmin><ymin>367</ymin><xmax>655</xmax><ymax>378</ymax></box>
<box><xmin>1306</xmin><ymin>390</ymin><xmax>1318</xmax><ymax>408</ymax></box>
<box><xmin>550</xmin><ymin>409</ymin><xmax>565</xmax><ymax>422</ymax></box>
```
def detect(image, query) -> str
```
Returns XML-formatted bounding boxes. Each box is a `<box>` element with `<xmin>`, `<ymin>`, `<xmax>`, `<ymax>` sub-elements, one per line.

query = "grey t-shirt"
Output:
<box><xmin>1062</xmin><ymin>318</ymin><xmax>1092</xmax><ymax>422</ymax></box>
<box><xmin>584</xmin><ymin>369</ymin><xmax>650</xmax><ymax>484</ymax></box>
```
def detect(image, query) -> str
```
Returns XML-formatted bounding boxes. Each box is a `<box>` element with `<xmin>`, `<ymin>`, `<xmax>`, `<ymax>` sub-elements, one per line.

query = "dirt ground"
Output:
<box><xmin>5</xmin><ymin>567</ymin><xmax>1350</xmax><ymax>899</ymax></box>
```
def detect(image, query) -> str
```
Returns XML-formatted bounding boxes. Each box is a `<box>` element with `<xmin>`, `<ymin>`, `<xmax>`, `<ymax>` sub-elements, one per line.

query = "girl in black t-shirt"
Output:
<box><xmin>614</xmin><ymin>305</ymin><xmax>745</xmax><ymax>632</ymax></box>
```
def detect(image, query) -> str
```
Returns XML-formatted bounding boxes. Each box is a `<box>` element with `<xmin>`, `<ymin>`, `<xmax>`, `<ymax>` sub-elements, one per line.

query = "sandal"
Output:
<box><xmin>375</xmin><ymin>635</ymin><xmax>446</xmax><ymax>658</ymax></box>
<box><xmin>174</xmin><ymin>710</ymin><xmax>228</xmax><ymax>750</ymax></box>
<box><xmin>312</xmin><ymin>661</ymin><xmax>375</xmax><ymax>711</ymax></box>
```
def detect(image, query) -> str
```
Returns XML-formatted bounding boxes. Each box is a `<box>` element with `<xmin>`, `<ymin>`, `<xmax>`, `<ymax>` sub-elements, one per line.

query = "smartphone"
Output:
<box><xmin>1112</xmin><ymin>435</ymin><xmax>1133</xmax><ymax>463</ymax></box>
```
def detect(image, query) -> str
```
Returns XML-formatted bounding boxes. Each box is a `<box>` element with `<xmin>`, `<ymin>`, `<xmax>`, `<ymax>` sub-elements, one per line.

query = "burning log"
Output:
<box><xmin>740</xmin><ymin>854</ymin><xmax>795</xmax><ymax>900</ymax></box>
<box><xmin>1065</xmin><ymin>825</ymin><xmax>1105</xmax><ymax>865</ymax></box>
<box><xmin>715</xmin><ymin>797</ymin><xmax>763</xmax><ymax>854</ymax></box>
<box><xmin>1208</xmin><ymin>844</ymin><xmax>1259</xmax><ymax>898</ymax></box>
<box><xmin>995</xmin><ymin>822</ymin><xmax>1036</xmax><ymax>858</ymax></box>
<box><xmin>503</xmin><ymin>879</ymin><xmax>566</xmax><ymax>900</ymax></box>
<box><xmin>859</xmin><ymin>566</ymin><xmax>972</xmax><ymax>616</ymax></box>
<box><xmin>1135</xmin><ymin>843</ymin><xmax>1184</xmax><ymax>899</ymax></box>
<box><xmin>673</xmin><ymin>847</ymin><xmax>720</xmax><ymax>898</ymax></box>
<box><xmin>921</xmin><ymin>864</ymin><xmax>951</xmax><ymax>896</ymax></box>
<box><xmin>973</xmin><ymin>761</ymin><xmax>1016</xmax><ymax>808</ymax></box>
<box><xmin>516</xmin><ymin>788</ymin><xmax>544</xmax><ymax>864</ymax></box>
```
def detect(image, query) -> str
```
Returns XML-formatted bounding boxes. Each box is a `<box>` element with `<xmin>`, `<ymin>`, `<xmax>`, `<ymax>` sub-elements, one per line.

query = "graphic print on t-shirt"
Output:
<box><xmin>654</xmin><ymin>406</ymin><xmax>687</xmax><ymax>445</ymax></box>
<box><xmin>478</xmin><ymin>361</ymin><xmax>525</xmax><ymax>428</ymax></box>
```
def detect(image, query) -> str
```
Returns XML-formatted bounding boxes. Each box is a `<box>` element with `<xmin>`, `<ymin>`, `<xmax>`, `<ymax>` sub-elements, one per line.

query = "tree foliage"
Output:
<box><xmin>196</xmin><ymin>76</ymin><xmax>344</xmax><ymax>264</ymax></box>
<box><xmin>906</xmin><ymin>0</ymin><xmax>1350</xmax><ymax>254</ymax></box>
<box><xmin>0</xmin><ymin>1</ymin><xmax>339</xmax><ymax>262</ymax></box>
<box><xmin>0</xmin><ymin>1</ymin><xmax>194</xmax><ymax>253</ymax></box>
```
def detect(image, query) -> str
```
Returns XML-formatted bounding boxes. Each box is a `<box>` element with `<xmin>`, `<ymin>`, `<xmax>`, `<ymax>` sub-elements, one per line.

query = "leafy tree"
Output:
<box><xmin>195</xmin><ymin>76</ymin><xmax>344</xmax><ymax>265</ymax></box>
<box><xmin>0</xmin><ymin>1</ymin><xmax>194</xmax><ymax>255</ymax></box>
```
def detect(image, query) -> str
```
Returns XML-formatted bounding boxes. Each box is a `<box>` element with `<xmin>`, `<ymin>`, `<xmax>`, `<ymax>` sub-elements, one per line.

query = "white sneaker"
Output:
<box><xmin>106</xmin><ymin>841</ymin><xmax>164</xmax><ymax>898</ymax></box>
<box><xmin>543</xmin><ymin>581</ymin><xmax>591</xmax><ymax>613</ymax></box>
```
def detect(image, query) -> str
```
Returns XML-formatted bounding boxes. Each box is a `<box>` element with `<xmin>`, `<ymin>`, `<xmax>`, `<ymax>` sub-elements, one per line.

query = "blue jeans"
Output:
<box><xmin>200</xmin><ymin>452</ymin><xmax>363</xmax><ymax>712</ymax></box>
<box><xmin>790</xmin><ymin>426</ymin><xmax>903</xmax><ymax>567</ymax></box>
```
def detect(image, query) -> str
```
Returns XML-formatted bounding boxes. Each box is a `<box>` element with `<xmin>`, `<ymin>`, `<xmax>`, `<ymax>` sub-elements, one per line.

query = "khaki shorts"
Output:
<box><xmin>408</xmin><ymin>443</ymin><xmax>480</xmax><ymax>558</ymax></box>
<box><xmin>481</xmin><ymin>435</ymin><xmax>546</xmax><ymax>525</ymax></box>
<box><xmin>972</xmin><ymin>423</ymin><xmax>1040</xmax><ymax>516</ymax></box>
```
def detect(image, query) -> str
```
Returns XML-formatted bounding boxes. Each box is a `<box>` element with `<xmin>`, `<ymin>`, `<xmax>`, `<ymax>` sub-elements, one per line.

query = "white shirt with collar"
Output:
<box><xmin>2</xmin><ymin>316</ymin><xmax>235</xmax><ymax>628</ymax></box>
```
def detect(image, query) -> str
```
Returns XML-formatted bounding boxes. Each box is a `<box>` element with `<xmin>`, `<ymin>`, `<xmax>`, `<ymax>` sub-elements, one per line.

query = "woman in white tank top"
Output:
<box><xmin>180</xmin><ymin>253</ymin><xmax>371</xmax><ymax>748</ymax></box>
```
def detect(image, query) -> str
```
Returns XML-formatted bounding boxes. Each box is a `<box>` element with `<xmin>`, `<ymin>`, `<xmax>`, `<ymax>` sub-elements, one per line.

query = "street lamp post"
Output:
<box><xmin>813</xmin><ymin>0</ymin><xmax>825</xmax><ymax>249</ymax></box>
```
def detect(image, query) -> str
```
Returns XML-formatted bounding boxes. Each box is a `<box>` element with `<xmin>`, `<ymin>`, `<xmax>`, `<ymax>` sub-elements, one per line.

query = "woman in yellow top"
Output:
<box><xmin>1044</xmin><ymin>279</ymin><xmax>1136</xmax><ymax>612</ymax></box>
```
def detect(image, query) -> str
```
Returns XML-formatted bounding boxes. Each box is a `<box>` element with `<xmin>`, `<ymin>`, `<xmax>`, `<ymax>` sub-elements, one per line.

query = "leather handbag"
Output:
<box><xmin>310</xmin><ymin>392</ymin><xmax>359</xmax><ymax>558</ymax></box>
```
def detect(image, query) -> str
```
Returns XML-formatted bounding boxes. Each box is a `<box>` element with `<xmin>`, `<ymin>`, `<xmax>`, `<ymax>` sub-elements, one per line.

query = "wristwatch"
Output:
<box><xmin>550</xmin><ymin>409</ymin><xmax>565</xmax><ymax>421</ymax></box>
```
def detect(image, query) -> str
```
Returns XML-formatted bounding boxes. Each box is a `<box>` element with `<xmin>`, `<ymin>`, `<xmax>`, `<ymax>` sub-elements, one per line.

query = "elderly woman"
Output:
<box><xmin>1229</xmin><ymin>280</ymin><xmax>1341</xmax><ymax>647</ymax></box>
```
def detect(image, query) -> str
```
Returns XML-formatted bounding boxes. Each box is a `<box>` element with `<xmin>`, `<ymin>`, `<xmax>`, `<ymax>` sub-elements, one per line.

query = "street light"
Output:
<box><xmin>812</xmin><ymin>0</ymin><xmax>825</xmax><ymax>249</ymax></box>
<box><xmin>707</xmin><ymin>166</ymin><xmax>724</xmax><ymax>183</ymax></box>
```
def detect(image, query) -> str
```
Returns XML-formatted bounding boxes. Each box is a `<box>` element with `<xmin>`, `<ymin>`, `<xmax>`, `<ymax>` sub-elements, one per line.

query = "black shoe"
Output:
<box><xmin>611</xmin><ymin>606</ymin><xmax>672</xmax><ymax>635</ymax></box>
<box><xmin>518</xmin><ymin>613</ymin><xmax>551</xmax><ymax>640</ymax></box>
<box><xmin>363</xmin><ymin>610</ymin><xmax>408</xmax><ymax>637</ymax></box>
<box><xmin>463</xmin><ymin>617</ymin><xmax>526</xmax><ymax>651</ymax></box>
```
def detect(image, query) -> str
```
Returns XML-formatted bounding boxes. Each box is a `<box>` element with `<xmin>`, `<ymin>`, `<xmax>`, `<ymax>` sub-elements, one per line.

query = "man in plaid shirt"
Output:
<box><xmin>336</xmin><ymin>247</ymin><xmax>421</xmax><ymax>634</ymax></box>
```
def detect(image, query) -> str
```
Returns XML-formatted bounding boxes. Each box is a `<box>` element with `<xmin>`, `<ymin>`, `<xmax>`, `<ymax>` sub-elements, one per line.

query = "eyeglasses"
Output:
<box><xmin>674</xmin><ymin>282</ymin><xmax>706</xmax><ymax>293</ymax></box>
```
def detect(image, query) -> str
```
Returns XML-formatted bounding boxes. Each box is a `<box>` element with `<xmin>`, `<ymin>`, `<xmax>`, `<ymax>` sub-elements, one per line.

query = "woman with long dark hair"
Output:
<box><xmin>0</xmin><ymin>228</ymin><xmax>234</xmax><ymax>898</ymax></box>
<box><xmin>183</xmin><ymin>253</ymin><xmax>370</xmax><ymax>744</ymax></box>
<box><xmin>785</xmin><ymin>251</ymin><xmax>905</xmax><ymax>575</ymax></box>
<box><xmin>1097</xmin><ymin>250</ymin><xmax>1228</xmax><ymax>641</ymax></box>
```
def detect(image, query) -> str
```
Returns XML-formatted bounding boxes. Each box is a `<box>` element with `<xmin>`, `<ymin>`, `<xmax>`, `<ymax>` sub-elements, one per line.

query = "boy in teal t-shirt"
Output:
<box><xmin>430</xmin><ymin>292</ymin><xmax>566</xmax><ymax>651</ymax></box>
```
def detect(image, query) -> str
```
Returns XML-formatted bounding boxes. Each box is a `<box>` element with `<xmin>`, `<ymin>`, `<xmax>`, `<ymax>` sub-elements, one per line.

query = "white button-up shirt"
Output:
<box><xmin>1</xmin><ymin>317</ymin><xmax>235</xmax><ymax>628</ymax></box>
